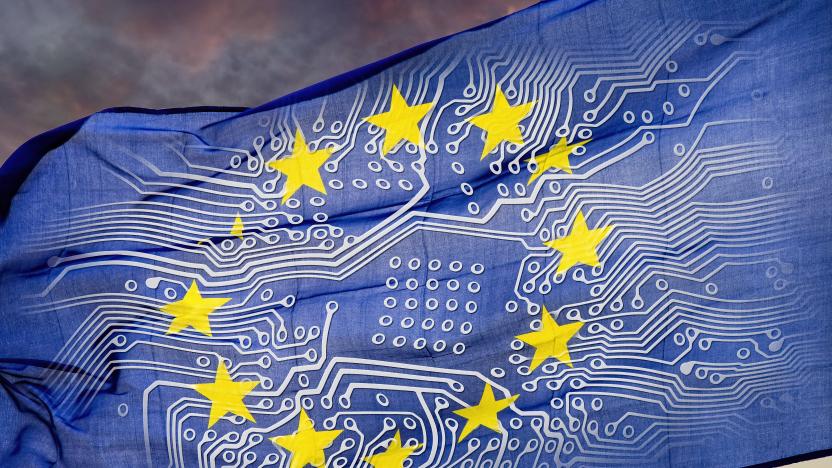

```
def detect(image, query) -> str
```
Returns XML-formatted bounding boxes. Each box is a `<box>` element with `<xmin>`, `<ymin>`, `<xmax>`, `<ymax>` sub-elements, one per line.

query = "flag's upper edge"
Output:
<box><xmin>0</xmin><ymin>1</ymin><xmax>546</xmax><ymax>219</ymax></box>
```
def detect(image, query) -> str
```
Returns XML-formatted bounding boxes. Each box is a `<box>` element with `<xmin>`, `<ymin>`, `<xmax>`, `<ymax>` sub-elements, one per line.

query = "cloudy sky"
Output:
<box><xmin>0</xmin><ymin>0</ymin><xmax>535</xmax><ymax>161</ymax></box>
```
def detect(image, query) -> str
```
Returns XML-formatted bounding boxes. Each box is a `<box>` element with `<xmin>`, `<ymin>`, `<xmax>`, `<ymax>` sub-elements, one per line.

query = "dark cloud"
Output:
<box><xmin>0</xmin><ymin>0</ymin><xmax>535</xmax><ymax>161</ymax></box>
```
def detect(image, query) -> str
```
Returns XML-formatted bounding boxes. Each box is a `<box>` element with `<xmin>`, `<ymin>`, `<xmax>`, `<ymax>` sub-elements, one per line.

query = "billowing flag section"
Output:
<box><xmin>1</xmin><ymin>0</ymin><xmax>831</xmax><ymax>467</ymax></box>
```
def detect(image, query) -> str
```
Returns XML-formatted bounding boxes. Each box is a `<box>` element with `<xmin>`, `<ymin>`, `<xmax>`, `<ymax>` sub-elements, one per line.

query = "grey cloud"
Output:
<box><xmin>0</xmin><ymin>0</ymin><xmax>535</xmax><ymax>160</ymax></box>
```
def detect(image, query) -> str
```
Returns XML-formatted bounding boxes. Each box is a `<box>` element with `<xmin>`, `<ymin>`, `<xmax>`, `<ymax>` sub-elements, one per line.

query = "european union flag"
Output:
<box><xmin>1</xmin><ymin>0</ymin><xmax>831</xmax><ymax>466</ymax></box>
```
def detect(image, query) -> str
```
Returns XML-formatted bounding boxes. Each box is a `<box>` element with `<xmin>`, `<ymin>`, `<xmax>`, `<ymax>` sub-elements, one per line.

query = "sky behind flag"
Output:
<box><xmin>0</xmin><ymin>0</ymin><xmax>534</xmax><ymax>161</ymax></box>
<box><xmin>1</xmin><ymin>0</ymin><xmax>832</xmax><ymax>467</ymax></box>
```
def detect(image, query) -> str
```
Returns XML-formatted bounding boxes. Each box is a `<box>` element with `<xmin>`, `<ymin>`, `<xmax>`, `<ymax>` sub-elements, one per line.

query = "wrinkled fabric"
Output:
<box><xmin>1</xmin><ymin>0</ymin><xmax>831</xmax><ymax>466</ymax></box>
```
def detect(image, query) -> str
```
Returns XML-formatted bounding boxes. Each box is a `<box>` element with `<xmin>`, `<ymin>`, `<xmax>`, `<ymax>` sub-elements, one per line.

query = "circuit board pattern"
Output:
<box><xmin>1</xmin><ymin>2</ymin><xmax>830</xmax><ymax>468</ymax></box>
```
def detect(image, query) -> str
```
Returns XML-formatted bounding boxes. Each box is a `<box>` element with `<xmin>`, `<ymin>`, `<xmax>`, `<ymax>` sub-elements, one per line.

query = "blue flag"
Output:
<box><xmin>1</xmin><ymin>0</ymin><xmax>831</xmax><ymax>466</ymax></box>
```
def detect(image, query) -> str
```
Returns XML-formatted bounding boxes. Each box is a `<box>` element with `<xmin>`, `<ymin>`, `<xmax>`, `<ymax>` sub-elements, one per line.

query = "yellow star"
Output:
<box><xmin>193</xmin><ymin>360</ymin><xmax>258</xmax><ymax>428</ymax></box>
<box><xmin>271</xmin><ymin>409</ymin><xmax>343</xmax><ymax>468</ymax></box>
<box><xmin>267</xmin><ymin>128</ymin><xmax>332</xmax><ymax>204</ymax></box>
<box><xmin>364</xmin><ymin>430</ymin><xmax>422</xmax><ymax>468</ymax></box>
<box><xmin>527</xmin><ymin>137</ymin><xmax>590</xmax><ymax>184</ymax></box>
<box><xmin>468</xmin><ymin>85</ymin><xmax>535</xmax><ymax>159</ymax></box>
<box><xmin>516</xmin><ymin>306</ymin><xmax>583</xmax><ymax>371</ymax></box>
<box><xmin>230</xmin><ymin>213</ymin><xmax>244</xmax><ymax>239</ymax></box>
<box><xmin>545</xmin><ymin>211</ymin><xmax>612</xmax><ymax>275</ymax></box>
<box><xmin>453</xmin><ymin>384</ymin><xmax>518</xmax><ymax>442</ymax></box>
<box><xmin>160</xmin><ymin>280</ymin><xmax>231</xmax><ymax>336</ymax></box>
<box><xmin>365</xmin><ymin>85</ymin><xmax>434</xmax><ymax>156</ymax></box>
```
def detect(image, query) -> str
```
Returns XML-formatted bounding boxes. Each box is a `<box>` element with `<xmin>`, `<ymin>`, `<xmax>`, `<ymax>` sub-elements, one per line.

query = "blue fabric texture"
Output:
<box><xmin>1</xmin><ymin>1</ymin><xmax>831</xmax><ymax>466</ymax></box>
